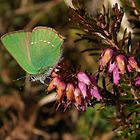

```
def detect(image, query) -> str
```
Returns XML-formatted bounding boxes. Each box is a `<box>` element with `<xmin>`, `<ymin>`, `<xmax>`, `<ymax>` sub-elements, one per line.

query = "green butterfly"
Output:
<box><xmin>1</xmin><ymin>26</ymin><xmax>64</xmax><ymax>84</ymax></box>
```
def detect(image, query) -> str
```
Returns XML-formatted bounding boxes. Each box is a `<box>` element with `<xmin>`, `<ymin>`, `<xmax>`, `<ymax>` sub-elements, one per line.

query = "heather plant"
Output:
<box><xmin>47</xmin><ymin>1</ymin><xmax>140</xmax><ymax>138</ymax></box>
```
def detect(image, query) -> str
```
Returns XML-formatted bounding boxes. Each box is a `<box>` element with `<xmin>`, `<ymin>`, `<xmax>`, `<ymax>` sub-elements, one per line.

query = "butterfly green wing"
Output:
<box><xmin>29</xmin><ymin>27</ymin><xmax>64</xmax><ymax>73</ymax></box>
<box><xmin>1</xmin><ymin>31</ymin><xmax>38</xmax><ymax>74</ymax></box>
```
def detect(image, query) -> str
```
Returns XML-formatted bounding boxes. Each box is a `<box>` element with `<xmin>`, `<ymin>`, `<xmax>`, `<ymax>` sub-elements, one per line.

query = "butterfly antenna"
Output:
<box><xmin>13</xmin><ymin>75</ymin><xmax>27</xmax><ymax>82</ymax></box>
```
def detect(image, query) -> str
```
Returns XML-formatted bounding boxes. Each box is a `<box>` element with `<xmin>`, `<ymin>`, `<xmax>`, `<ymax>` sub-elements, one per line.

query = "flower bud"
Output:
<box><xmin>100</xmin><ymin>48</ymin><xmax>113</xmax><ymax>69</ymax></box>
<box><xmin>77</xmin><ymin>72</ymin><xmax>90</xmax><ymax>85</ymax></box>
<box><xmin>66</xmin><ymin>83</ymin><xmax>74</xmax><ymax>101</ymax></box>
<box><xmin>51</xmin><ymin>68</ymin><xmax>59</xmax><ymax>77</ymax></box>
<box><xmin>51</xmin><ymin>71</ymin><xmax>58</xmax><ymax>77</ymax></box>
<box><xmin>128</xmin><ymin>57</ymin><xmax>140</xmax><ymax>72</ymax></box>
<box><xmin>116</xmin><ymin>55</ymin><xmax>126</xmax><ymax>74</ymax></box>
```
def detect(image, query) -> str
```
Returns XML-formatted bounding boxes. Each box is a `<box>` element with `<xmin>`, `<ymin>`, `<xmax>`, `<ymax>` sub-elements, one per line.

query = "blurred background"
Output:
<box><xmin>0</xmin><ymin>0</ymin><xmax>132</xmax><ymax>139</ymax></box>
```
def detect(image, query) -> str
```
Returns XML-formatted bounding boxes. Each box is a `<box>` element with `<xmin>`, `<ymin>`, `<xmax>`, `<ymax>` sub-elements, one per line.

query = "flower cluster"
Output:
<box><xmin>47</xmin><ymin>61</ymin><xmax>102</xmax><ymax>111</ymax></box>
<box><xmin>99</xmin><ymin>48</ymin><xmax>140</xmax><ymax>85</ymax></box>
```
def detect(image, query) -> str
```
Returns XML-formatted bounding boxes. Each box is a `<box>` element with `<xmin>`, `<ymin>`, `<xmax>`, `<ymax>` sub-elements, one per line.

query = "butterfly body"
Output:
<box><xmin>1</xmin><ymin>26</ymin><xmax>64</xmax><ymax>83</ymax></box>
<box><xmin>29</xmin><ymin>66</ymin><xmax>53</xmax><ymax>84</ymax></box>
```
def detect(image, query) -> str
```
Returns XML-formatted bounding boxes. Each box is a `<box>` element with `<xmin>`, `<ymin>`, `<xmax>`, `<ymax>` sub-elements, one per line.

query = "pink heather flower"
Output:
<box><xmin>108</xmin><ymin>61</ymin><xmax>117</xmax><ymax>73</ymax></box>
<box><xmin>78</xmin><ymin>82</ymin><xmax>87</xmax><ymax>98</ymax></box>
<box><xmin>90</xmin><ymin>86</ymin><xmax>102</xmax><ymax>101</ymax></box>
<box><xmin>128</xmin><ymin>57</ymin><xmax>140</xmax><ymax>72</ymax></box>
<box><xmin>135</xmin><ymin>76</ymin><xmax>140</xmax><ymax>86</ymax></box>
<box><xmin>56</xmin><ymin>82</ymin><xmax>66</xmax><ymax>101</ymax></box>
<box><xmin>127</xmin><ymin>64</ymin><xmax>132</xmax><ymax>72</ymax></box>
<box><xmin>74</xmin><ymin>88</ymin><xmax>87</xmax><ymax>111</ymax></box>
<box><xmin>47</xmin><ymin>77</ymin><xmax>60</xmax><ymax>92</ymax></box>
<box><xmin>113</xmin><ymin>66</ymin><xmax>120</xmax><ymax>85</ymax></box>
<box><xmin>100</xmin><ymin>48</ymin><xmax>114</xmax><ymax>70</ymax></box>
<box><xmin>77</xmin><ymin>72</ymin><xmax>90</xmax><ymax>85</ymax></box>
<box><xmin>74</xmin><ymin>88</ymin><xmax>82</xmax><ymax>106</ymax></box>
<box><xmin>116</xmin><ymin>54</ymin><xmax>126</xmax><ymax>74</ymax></box>
<box><xmin>66</xmin><ymin>83</ymin><xmax>74</xmax><ymax>101</ymax></box>
<box><xmin>57</xmin><ymin>81</ymin><xmax>66</xmax><ymax>90</ymax></box>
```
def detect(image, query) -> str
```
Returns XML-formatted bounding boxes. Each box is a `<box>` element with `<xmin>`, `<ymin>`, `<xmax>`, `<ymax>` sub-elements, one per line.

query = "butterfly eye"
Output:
<box><xmin>30</xmin><ymin>76</ymin><xmax>36</xmax><ymax>81</ymax></box>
